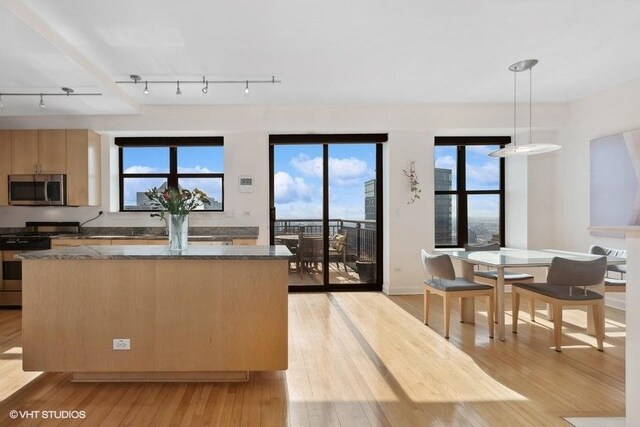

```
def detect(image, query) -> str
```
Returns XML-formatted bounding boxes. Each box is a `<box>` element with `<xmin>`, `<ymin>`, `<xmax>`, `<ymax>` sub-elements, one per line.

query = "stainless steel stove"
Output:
<box><xmin>0</xmin><ymin>222</ymin><xmax>79</xmax><ymax>308</ymax></box>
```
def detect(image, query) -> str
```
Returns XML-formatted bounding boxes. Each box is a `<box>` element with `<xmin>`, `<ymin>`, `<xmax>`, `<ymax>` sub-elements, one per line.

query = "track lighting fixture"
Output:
<box><xmin>116</xmin><ymin>75</ymin><xmax>281</xmax><ymax>96</ymax></box>
<box><xmin>0</xmin><ymin>87</ymin><xmax>102</xmax><ymax>109</ymax></box>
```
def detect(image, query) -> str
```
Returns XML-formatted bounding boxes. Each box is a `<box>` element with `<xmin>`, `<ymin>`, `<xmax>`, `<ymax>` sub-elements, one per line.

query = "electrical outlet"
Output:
<box><xmin>243</xmin><ymin>210</ymin><xmax>251</xmax><ymax>216</ymax></box>
<box><xmin>113</xmin><ymin>338</ymin><xmax>130</xmax><ymax>350</ymax></box>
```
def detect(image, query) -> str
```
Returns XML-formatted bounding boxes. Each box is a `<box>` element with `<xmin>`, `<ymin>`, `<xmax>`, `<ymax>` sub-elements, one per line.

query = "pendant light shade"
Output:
<box><xmin>488</xmin><ymin>59</ymin><xmax>561</xmax><ymax>158</ymax></box>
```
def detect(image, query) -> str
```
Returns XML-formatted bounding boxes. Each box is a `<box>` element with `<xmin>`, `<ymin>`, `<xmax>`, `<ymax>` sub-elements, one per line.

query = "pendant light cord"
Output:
<box><xmin>529</xmin><ymin>67</ymin><xmax>533</xmax><ymax>144</ymax></box>
<box><xmin>513</xmin><ymin>68</ymin><xmax>517</xmax><ymax>147</ymax></box>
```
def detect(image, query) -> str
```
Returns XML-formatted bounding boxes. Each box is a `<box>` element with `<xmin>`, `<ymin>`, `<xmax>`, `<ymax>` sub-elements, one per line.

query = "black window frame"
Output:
<box><xmin>268</xmin><ymin>133</ymin><xmax>386</xmax><ymax>293</ymax></box>
<box><xmin>434</xmin><ymin>136</ymin><xmax>507</xmax><ymax>248</ymax></box>
<box><xmin>116</xmin><ymin>136</ymin><xmax>224</xmax><ymax>213</ymax></box>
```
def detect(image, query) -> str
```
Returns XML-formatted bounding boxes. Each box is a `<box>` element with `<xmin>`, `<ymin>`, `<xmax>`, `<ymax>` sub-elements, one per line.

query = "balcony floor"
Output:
<box><xmin>287</xmin><ymin>261</ymin><xmax>370</xmax><ymax>286</ymax></box>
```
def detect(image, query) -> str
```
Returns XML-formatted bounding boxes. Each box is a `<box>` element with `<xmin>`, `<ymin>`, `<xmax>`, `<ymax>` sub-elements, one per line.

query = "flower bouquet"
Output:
<box><xmin>145</xmin><ymin>187</ymin><xmax>211</xmax><ymax>250</ymax></box>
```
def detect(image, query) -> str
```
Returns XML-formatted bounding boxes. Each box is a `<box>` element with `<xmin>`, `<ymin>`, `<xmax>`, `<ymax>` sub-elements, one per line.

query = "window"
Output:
<box><xmin>116</xmin><ymin>137</ymin><xmax>224</xmax><ymax>212</ymax></box>
<box><xmin>434</xmin><ymin>137</ymin><xmax>506</xmax><ymax>247</ymax></box>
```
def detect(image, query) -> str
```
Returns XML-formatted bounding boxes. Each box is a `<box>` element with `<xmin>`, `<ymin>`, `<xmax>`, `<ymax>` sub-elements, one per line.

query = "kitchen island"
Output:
<box><xmin>17</xmin><ymin>245</ymin><xmax>291</xmax><ymax>382</ymax></box>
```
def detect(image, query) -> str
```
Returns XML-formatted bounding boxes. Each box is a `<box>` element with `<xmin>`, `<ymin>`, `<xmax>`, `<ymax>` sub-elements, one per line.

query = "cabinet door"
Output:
<box><xmin>11</xmin><ymin>130</ymin><xmax>39</xmax><ymax>174</ymax></box>
<box><xmin>66</xmin><ymin>130</ymin><xmax>100</xmax><ymax>206</ymax></box>
<box><xmin>38</xmin><ymin>130</ymin><xmax>67</xmax><ymax>174</ymax></box>
<box><xmin>0</xmin><ymin>131</ymin><xmax>10</xmax><ymax>205</ymax></box>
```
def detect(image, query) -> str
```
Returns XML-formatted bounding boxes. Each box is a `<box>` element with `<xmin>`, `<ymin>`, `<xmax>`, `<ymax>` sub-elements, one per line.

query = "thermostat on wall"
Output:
<box><xmin>239</xmin><ymin>176</ymin><xmax>254</xmax><ymax>193</ymax></box>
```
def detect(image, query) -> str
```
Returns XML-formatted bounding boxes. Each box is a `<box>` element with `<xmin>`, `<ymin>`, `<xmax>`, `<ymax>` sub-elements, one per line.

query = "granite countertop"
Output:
<box><xmin>16</xmin><ymin>244</ymin><xmax>292</xmax><ymax>260</ymax></box>
<box><xmin>47</xmin><ymin>226</ymin><xmax>259</xmax><ymax>241</ymax></box>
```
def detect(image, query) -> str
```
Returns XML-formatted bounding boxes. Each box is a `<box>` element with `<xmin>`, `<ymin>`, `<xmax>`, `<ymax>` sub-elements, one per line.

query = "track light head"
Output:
<box><xmin>130</xmin><ymin>74</ymin><xmax>142</xmax><ymax>83</ymax></box>
<box><xmin>61</xmin><ymin>87</ymin><xmax>74</xmax><ymax>96</ymax></box>
<box><xmin>202</xmin><ymin>80</ymin><xmax>209</xmax><ymax>94</ymax></box>
<box><xmin>244</xmin><ymin>80</ymin><xmax>250</xmax><ymax>96</ymax></box>
<box><xmin>143</xmin><ymin>81</ymin><xmax>149</xmax><ymax>95</ymax></box>
<box><xmin>176</xmin><ymin>81</ymin><xmax>182</xmax><ymax>96</ymax></box>
<box><xmin>39</xmin><ymin>94</ymin><xmax>45</xmax><ymax>108</ymax></box>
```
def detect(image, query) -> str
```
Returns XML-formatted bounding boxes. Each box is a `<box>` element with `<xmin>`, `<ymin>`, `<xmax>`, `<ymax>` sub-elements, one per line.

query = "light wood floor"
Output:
<box><xmin>0</xmin><ymin>293</ymin><xmax>625</xmax><ymax>426</ymax></box>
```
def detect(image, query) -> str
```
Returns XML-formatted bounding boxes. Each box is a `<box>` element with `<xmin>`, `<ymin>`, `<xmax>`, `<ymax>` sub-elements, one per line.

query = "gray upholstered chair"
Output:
<box><xmin>511</xmin><ymin>256</ymin><xmax>607</xmax><ymax>352</ymax></box>
<box><xmin>464</xmin><ymin>243</ymin><xmax>535</xmax><ymax>320</ymax></box>
<box><xmin>589</xmin><ymin>245</ymin><xmax>626</xmax><ymax>292</ymax></box>
<box><xmin>421</xmin><ymin>249</ymin><xmax>494</xmax><ymax>339</ymax></box>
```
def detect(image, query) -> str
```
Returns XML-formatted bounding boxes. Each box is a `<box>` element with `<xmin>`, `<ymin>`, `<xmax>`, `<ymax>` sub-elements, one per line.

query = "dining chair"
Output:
<box><xmin>511</xmin><ymin>256</ymin><xmax>607</xmax><ymax>352</ymax></box>
<box><xmin>464</xmin><ymin>243</ymin><xmax>535</xmax><ymax>320</ymax></box>
<box><xmin>298</xmin><ymin>233</ymin><xmax>323</xmax><ymax>276</ymax></box>
<box><xmin>421</xmin><ymin>249</ymin><xmax>494</xmax><ymax>339</ymax></box>
<box><xmin>589</xmin><ymin>245</ymin><xmax>626</xmax><ymax>292</ymax></box>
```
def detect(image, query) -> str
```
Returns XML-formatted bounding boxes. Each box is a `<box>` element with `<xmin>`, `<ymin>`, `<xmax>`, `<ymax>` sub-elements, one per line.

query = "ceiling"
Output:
<box><xmin>1</xmin><ymin>0</ymin><xmax>640</xmax><ymax>115</ymax></box>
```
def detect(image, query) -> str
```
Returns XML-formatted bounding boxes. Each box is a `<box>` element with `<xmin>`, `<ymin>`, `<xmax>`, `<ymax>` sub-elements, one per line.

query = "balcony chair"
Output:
<box><xmin>464</xmin><ymin>242</ymin><xmax>535</xmax><ymax>320</ymax></box>
<box><xmin>298</xmin><ymin>233</ymin><xmax>323</xmax><ymax>276</ymax></box>
<box><xmin>511</xmin><ymin>256</ymin><xmax>607</xmax><ymax>352</ymax></box>
<box><xmin>589</xmin><ymin>245</ymin><xmax>626</xmax><ymax>292</ymax></box>
<box><xmin>328</xmin><ymin>230</ymin><xmax>348</xmax><ymax>271</ymax></box>
<box><xmin>421</xmin><ymin>249</ymin><xmax>494</xmax><ymax>339</ymax></box>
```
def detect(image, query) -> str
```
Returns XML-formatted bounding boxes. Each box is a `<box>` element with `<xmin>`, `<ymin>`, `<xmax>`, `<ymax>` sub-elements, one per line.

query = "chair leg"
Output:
<box><xmin>593</xmin><ymin>301</ymin><xmax>605</xmax><ymax>351</ymax></box>
<box><xmin>444</xmin><ymin>294</ymin><xmax>451</xmax><ymax>339</ymax></box>
<box><xmin>552</xmin><ymin>303</ymin><xmax>563</xmax><ymax>352</ymax></box>
<box><xmin>529</xmin><ymin>298</ymin><xmax>536</xmax><ymax>322</ymax></box>
<box><xmin>423</xmin><ymin>290</ymin><xmax>430</xmax><ymax>325</ymax></box>
<box><xmin>487</xmin><ymin>294</ymin><xmax>494</xmax><ymax>338</ymax></box>
<box><xmin>512</xmin><ymin>290</ymin><xmax>520</xmax><ymax>333</ymax></box>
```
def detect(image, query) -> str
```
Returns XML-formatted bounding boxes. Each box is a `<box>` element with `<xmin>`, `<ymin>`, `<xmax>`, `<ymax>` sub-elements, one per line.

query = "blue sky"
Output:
<box><xmin>435</xmin><ymin>145</ymin><xmax>500</xmax><ymax>219</ymax></box>
<box><xmin>122</xmin><ymin>146</ymin><xmax>224</xmax><ymax>208</ymax></box>
<box><xmin>274</xmin><ymin>144</ymin><xmax>376</xmax><ymax>220</ymax></box>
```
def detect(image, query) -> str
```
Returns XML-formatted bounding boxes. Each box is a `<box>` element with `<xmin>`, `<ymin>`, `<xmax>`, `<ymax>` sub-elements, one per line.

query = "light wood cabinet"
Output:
<box><xmin>3</xmin><ymin>129</ymin><xmax>100</xmax><ymax>206</ymax></box>
<box><xmin>11</xmin><ymin>130</ymin><xmax>39</xmax><ymax>174</ymax></box>
<box><xmin>66</xmin><ymin>130</ymin><xmax>101</xmax><ymax>206</ymax></box>
<box><xmin>52</xmin><ymin>239</ymin><xmax>112</xmax><ymax>247</ymax></box>
<box><xmin>12</xmin><ymin>130</ymin><xmax>67</xmax><ymax>174</ymax></box>
<box><xmin>38</xmin><ymin>130</ymin><xmax>67</xmax><ymax>174</ymax></box>
<box><xmin>0</xmin><ymin>131</ymin><xmax>11</xmax><ymax>206</ymax></box>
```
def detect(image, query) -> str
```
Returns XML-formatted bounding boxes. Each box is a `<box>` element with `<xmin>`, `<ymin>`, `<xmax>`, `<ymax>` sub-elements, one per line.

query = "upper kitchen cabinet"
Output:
<box><xmin>0</xmin><ymin>129</ymin><xmax>101</xmax><ymax>206</ymax></box>
<box><xmin>11</xmin><ymin>130</ymin><xmax>67</xmax><ymax>174</ymax></box>
<box><xmin>38</xmin><ymin>130</ymin><xmax>67</xmax><ymax>174</ymax></box>
<box><xmin>66</xmin><ymin>130</ymin><xmax>101</xmax><ymax>206</ymax></box>
<box><xmin>10</xmin><ymin>130</ymin><xmax>39</xmax><ymax>174</ymax></box>
<box><xmin>0</xmin><ymin>131</ymin><xmax>11</xmax><ymax>206</ymax></box>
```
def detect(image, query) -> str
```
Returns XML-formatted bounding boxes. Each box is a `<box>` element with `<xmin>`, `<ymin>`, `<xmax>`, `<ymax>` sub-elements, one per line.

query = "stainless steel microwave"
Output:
<box><xmin>8</xmin><ymin>174</ymin><xmax>67</xmax><ymax>206</ymax></box>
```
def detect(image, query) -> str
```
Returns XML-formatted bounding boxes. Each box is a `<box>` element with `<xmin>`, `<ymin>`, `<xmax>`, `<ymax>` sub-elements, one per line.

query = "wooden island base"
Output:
<box><xmin>19</xmin><ymin>245</ymin><xmax>291</xmax><ymax>382</ymax></box>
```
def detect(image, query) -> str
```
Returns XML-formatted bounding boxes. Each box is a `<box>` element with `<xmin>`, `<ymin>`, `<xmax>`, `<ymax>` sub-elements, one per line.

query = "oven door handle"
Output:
<box><xmin>43</xmin><ymin>180</ymin><xmax>49</xmax><ymax>202</ymax></box>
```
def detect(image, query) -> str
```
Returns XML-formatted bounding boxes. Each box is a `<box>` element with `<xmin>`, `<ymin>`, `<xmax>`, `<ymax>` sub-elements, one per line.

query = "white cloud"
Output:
<box><xmin>274</xmin><ymin>171</ymin><xmax>315</xmax><ymax>204</ymax></box>
<box><xmin>177</xmin><ymin>166</ymin><xmax>214</xmax><ymax>173</ymax></box>
<box><xmin>124</xmin><ymin>165</ymin><xmax>158</xmax><ymax>174</ymax></box>
<box><xmin>467</xmin><ymin>161</ymin><xmax>499</xmax><ymax>186</ymax></box>
<box><xmin>289</xmin><ymin>154</ymin><xmax>370</xmax><ymax>186</ymax></box>
<box><xmin>467</xmin><ymin>145</ymin><xmax>498</xmax><ymax>155</ymax></box>
<box><xmin>435</xmin><ymin>155</ymin><xmax>456</xmax><ymax>171</ymax></box>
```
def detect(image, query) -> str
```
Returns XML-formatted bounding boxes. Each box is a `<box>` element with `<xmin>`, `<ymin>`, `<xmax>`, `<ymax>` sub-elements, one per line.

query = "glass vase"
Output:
<box><xmin>168</xmin><ymin>214</ymin><xmax>189</xmax><ymax>251</ymax></box>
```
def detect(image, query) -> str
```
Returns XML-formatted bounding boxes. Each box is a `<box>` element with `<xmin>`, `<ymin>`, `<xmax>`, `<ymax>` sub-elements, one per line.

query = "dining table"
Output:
<box><xmin>446</xmin><ymin>248</ymin><xmax>627</xmax><ymax>341</ymax></box>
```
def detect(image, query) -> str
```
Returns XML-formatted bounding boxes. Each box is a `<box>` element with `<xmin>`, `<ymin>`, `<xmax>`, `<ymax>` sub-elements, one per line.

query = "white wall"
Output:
<box><xmin>554</xmin><ymin>77</ymin><xmax>640</xmax><ymax>427</ymax></box>
<box><xmin>0</xmin><ymin>102</ymin><xmax>569</xmax><ymax>293</ymax></box>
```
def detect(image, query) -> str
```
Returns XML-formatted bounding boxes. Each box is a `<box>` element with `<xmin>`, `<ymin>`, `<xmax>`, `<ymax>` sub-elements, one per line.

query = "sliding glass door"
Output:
<box><xmin>269</xmin><ymin>135</ymin><xmax>384</xmax><ymax>292</ymax></box>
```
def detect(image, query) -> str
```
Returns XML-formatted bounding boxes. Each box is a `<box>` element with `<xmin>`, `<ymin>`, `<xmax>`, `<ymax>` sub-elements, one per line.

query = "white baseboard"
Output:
<box><xmin>383</xmin><ymin>285</ymin><xmax>423</xmax><ymax>295</ymax></box>
<box><xmin>605</xmin><ymin>294</ymin><xmax>626</xmax><ymax>311</ymax></box>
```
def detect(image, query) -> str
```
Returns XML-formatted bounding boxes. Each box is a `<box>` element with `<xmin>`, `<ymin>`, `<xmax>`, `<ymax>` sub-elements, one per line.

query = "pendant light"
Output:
<box><xmin>489</xmin><ymin>59</ymin><xmax>561</xmax><ymax>157</ymax></box>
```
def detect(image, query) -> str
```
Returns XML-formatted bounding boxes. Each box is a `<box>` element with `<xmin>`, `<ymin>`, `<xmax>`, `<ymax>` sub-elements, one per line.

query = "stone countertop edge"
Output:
<box><xmin>16</xmin><ymin>245</ymin><xmax>293</xmax><ymax>260</ymax></box>
<box><xmin>51</xmin><ymin>235</ymin><xmax>257</xmax><ymax>241</ymax></box>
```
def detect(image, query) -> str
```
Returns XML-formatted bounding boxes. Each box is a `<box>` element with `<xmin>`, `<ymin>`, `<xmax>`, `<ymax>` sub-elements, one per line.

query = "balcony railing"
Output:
<box><xmin>274</xmin><ymin>218</ymin><xmax>377</xmax><ymax>265</ymax></box>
